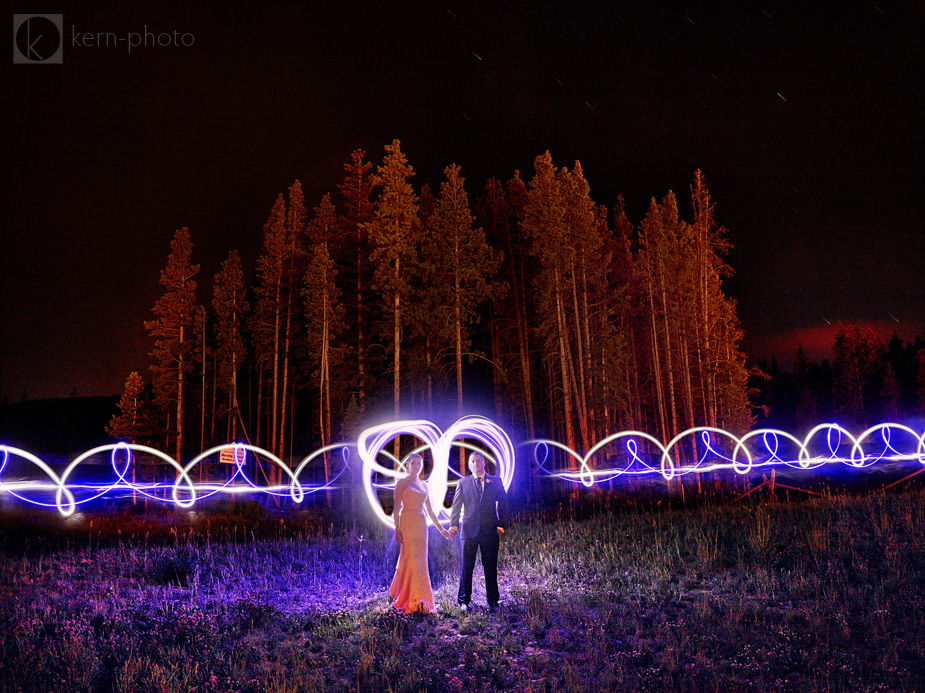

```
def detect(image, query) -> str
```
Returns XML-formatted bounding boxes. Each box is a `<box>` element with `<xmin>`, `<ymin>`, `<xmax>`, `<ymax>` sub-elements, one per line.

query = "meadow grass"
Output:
<box><xmin>0</xmin><ymin>488</ymin><xmax>923</xmax><ymax>692</ymax></box>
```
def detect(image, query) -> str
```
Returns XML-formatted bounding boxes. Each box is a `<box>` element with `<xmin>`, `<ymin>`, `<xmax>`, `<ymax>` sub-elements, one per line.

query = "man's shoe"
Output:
<box><xmin>458</xmin><ymin>603</ymin><xmax>471</xmax><ymax>612</ymax></box>
<box><xmin>488</xmin><ymin>603</ymin><xmax>499</xmax><ymax>613</ymax></box>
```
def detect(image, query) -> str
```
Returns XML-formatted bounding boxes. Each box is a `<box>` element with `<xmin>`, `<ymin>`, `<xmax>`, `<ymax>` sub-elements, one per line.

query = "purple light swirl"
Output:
<box><xmin>0</xmin><ymin>442</ymin><xmax>347</xmax><ymax>516</ymax></box>
<box><xmin>529</xmin><ymin>423</ymin><xmax>925</xmax><ymax>486</ymax></box>
<box><xmin>358</xmin><ymin>416</ymin><xmax>515</xmax><ymax>528</ymax></box>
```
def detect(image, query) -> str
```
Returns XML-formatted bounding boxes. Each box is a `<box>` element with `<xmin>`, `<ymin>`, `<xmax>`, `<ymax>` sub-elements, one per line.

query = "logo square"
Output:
<box><xmin>13</xmin><ymin>14</ymin><xmax>63</xmax><ymax>63</ymax></box>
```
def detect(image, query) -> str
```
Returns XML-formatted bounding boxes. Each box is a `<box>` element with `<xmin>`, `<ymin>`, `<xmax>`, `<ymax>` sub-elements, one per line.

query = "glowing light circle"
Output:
<box><xmin>358</xmin><ymin>416</ymin><xmax>515</xmax><ymax>528</ymax></box>
<box><xmin>0</xmin><ymin>444</ymin><xmax>78</xmax><ymax>516</ymax></box>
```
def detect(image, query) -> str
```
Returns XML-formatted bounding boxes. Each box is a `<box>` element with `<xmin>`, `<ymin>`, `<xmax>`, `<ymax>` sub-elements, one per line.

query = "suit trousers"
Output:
<box><xmin>458</xmin><ymin>531</ymin><xmax>500</xmax><ymax>606</ymax></box>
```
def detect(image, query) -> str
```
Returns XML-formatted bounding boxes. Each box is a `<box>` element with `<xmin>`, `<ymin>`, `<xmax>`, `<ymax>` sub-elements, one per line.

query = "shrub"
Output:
<box><xmin>148</xmin><ymin>546</ymin><xmax>199</xmax><ymax>586</ymax></box>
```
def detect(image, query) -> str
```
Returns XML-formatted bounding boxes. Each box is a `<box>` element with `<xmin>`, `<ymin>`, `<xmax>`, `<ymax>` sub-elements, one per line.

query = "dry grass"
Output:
<box><xmin>0</xmin><ymin>489</ymin><xmax>923</xmax><ymax>691</ymax></box>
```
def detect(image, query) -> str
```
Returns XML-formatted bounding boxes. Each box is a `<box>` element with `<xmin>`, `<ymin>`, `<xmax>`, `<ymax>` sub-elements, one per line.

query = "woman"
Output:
<box><xmin>389</xmin><ymin>453</ymin><xmax>451</xmax><ymax>613</ymax></box>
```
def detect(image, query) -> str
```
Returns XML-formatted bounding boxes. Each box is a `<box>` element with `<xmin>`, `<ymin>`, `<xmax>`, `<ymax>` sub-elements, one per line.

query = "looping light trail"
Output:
<box><xmin>3</xmin><ymin>421</ymin><xmax>922</xmax><ymax>518</ymax></box>
<box><xmin>357</xmin><ymin>416</ymin><xmax>515</xmax><ymax>528</ymax></box>
<box><xmin>0</xmin><ymin>442</ymin><xmax>348</xmax><ymax>516</ymax></box>
<box><xmin>529</xmin><ymin>423</ymin><xmax>925</xmax><ymax>487</ymax></box>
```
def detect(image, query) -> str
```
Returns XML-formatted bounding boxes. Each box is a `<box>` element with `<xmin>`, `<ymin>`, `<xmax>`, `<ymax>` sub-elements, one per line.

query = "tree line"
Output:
<box><xmin>108</xmin><ymin>141</ymin><xmax>757</xmax><ymax>473</ymax></box>
<box><xmin>752</xmin><ymin>327</ymin><xmax>925</xmax><ymax>433</ymax></box>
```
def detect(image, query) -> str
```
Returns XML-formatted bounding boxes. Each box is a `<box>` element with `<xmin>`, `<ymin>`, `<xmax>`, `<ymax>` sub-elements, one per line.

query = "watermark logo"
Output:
<box><xmin>13</xmin><ymin>14</ymin><xmax>63</xmax><ymax>63</ymax></box>
<box><xmin>13</xmin><ymin>15</ymin><xmax>195</xmax><ymax>62</ymax></box>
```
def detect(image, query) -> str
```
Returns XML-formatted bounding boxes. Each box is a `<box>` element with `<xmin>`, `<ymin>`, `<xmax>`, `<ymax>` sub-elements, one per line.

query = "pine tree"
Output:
<box><xmin>634</xmin><ymin>178</ymin><xmax>753</xmax><ymax>448</ymax></box>
<box><xmin>690</xmin><ymin>170</ymin><xmax>731</xmax><ymax>428</ymax></box>
<box><xmin>832</xmin><ymin>324</ymin><xmax>883</xmax><ymax>428</ymax></box>
<box><xmin>409</xmin><ymin>183</ymin><xmax>450</xmax><ymax>414</ymax></box>
<box><xmin>107</xmin><ymin>371</ymin><xmax>152</xmax><ymax>444</ymax></box>
<box><xmin>365</xmin><ymin>140</ymin><xmax>419</xmax><ymax>422</ymax></box>
<box><xmin>145</xmin><ymin>227</ymin><xmax>200</xmax><ymax>464</ymax></box>
<box><xmin>793</xmin><ymin>344</ymin><xmax>818</xmax><ymax>431</ymax></box>
<box><xmin>559</xmin><ymin>161</ymin><xmax>603</xmax><ymax>449</ymax></box>
<box><xmin>606</xmin><ymin>197</ymin><xmax>636</xmax><ymax>431</ymax></box>
<box><xmin>523</xmin><ymin>152</ymin><xmax>576</xmax><ymax>455</ymax></box>
<box><xmin>251</xmin><ymin>195</ymin><xmax>287</xmax><ymax>452</ymax></box>
<box><xmin>637</xmin><ymin>195</ymin><xmax>678</xmax><ymax>442</ymax></box>
<box><xmin>194</xmin><ymin>305</ymin><xmax>209</xmax><ymax>453</ymax></box>
<box><xmin>689</xmin><ymin>174</ymin><xmax>753</xmax><ymax>437</ymax></box>
<box><xmin>212</xmin><ymin>250</ymin><xmax>248</xmax><ymax>442</ymax></box>
<box><xmin>478</xmin><ymin>173</ymin><xmax>536</xmax><ymax>438</ymax></box>
<box><xmin>430</xmin><ymin>164</ymin><xmax>502</xmax><ymax>417</ymax></box>
<box><xmin>880</xmin><ymin>363</ymin><xmax>901</xmax><ymax>420</ymax></box>
<box><xmin>303</xmin><ymin>193</ymin><xmax>345</xmax><ymax>462</ymax></box>
<box><xmin>279</xmin><ymin>180</ymin><xmax>307</xmax><ymax>458</ymax></box>
<box><xmin>338</xmin><ymin>150</ymin><xmax>376</xmax><ymax>417</ymax></box>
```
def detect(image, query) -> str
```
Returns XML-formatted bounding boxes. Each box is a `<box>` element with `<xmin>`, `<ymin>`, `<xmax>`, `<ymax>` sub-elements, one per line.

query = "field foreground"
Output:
<box><xmin>1</xmin><ymin>489</ymin><xmax>923</xmax><ymax>692</ymax></box>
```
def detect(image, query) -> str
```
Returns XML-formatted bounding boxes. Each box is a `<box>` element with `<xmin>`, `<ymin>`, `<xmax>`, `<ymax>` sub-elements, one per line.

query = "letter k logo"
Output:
<box><xmin>13</xmin><ymin>15</ymin><xmax>63</xmax><ymax>64</ymax></box>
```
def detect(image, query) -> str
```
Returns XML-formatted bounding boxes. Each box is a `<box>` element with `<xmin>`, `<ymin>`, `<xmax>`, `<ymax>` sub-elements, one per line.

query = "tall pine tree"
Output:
<box><xmin>251</xmin><ymin>195</ymin><xmax>287</xmax><ymax>452</ymax></box>
<box><xmin>212</xmin><ymin>250</ymin><xmax>248</xmax><ymax>442</ymax></box>
<box><xmin>365</xmin><ymin>140</ymin><xmax>420</xmax><ymax>422</ymax></box>
<box><xmin>145</xmin><ymin>227</ymin><xmax>200</xmax><ymax>464</ymax></box>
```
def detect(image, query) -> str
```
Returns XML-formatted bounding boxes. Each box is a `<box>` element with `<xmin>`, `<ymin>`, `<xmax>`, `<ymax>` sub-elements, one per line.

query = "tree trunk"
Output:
<box><xmin>570</xmin><ymin>262</ymin><xmax>589</xmax><ymax>450</ymax></box>
<box><xmin>646</xmin><ymin>267</ymin><xmax>667</xmax><ymax>442</ymax></box>
<box><xmin>256</xmin><ymin>362</ymin><xmax>263</xmax><ymax>447</ymax></box>
<box><xmin>505</xmin><ymin>216</ymin><xmax>534</xmax><ymax>438</ymax></box>
<box><xmin>393</xmin><ymin>260</ymin><xmax>401</xmax><ymax>420</ymax></box>
<box><xmin>211</xmin><ymin>349</ymin><xmax>217</xmax><ymax>444</ymax></box>
<box><xmin>270</xmin><ymin>281</ymin><xmax>280</xmax><ymax>459</ymax></box>
<box><xmin>393</xmin><ymin>258</ymin><xmax>401</xmax><ymax>460</ymax></box>
<box><xmin>201</xmin><ymin>312</ymin><xmax>206</xmax><ymax>454</ymax></box>
<box><xmin>657</xmin><ymin>254</ymin><xmax>679</xmax><ymax>439</ymax></box>
<box><xmin>580</xmin><ymin>265</ymin><xmax>596</xmax><ymax>441</ymax></box>
<box><xmin>490</xmin><ymin>308</ymin><xmax>505</xmax><ymax>425</ymax></box>
<box><xmin>176</xmin><ymin>326</ymin><xmax>184</xmax><ymax>468</ymax></box>
<box><xmin>230</xmin><ymin>355</ymin><xmax>238</xmax><ymax>442</ymax></box>
<box><xmin>455</xmin><ymin>257</ymin><xmax>463</xmax><ymax>418</ymax></box>
<box><xmin>279</xmin><ymin>303</ymin><xmax>291</xmax><ymax>464</ymax></box>
<box><xmin>554</xmin><ymin>265</ymin><xmax>576</xmax><ymax>456</ymax></box>
<box><xmin>357</xmin><ymin>224</ymin><xmax>366</xmax><ymax>416</ymax></box>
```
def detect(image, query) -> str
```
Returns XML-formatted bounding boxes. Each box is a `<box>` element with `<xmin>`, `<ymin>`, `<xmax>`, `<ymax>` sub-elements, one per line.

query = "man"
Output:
<box><xmin>449</xmin><ymin>451</ymin><xmax>510</xmax><ymax>612</ymax></box>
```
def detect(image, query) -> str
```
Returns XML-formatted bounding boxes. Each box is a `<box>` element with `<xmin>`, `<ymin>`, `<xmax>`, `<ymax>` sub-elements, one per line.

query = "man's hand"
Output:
<box><xmin>496</xmin><ymin>527</ymin><xmax>505</xmax><ymax>535</ymax></box>
<box><xmin>449</xmin><ymin>527</ymin><xmax>458</xmax><ymax>539</ymax></box>
<box><xmin>395</xmin><ymin>529</ymin><xmax>403</xmax><ymax>544</ymax></box>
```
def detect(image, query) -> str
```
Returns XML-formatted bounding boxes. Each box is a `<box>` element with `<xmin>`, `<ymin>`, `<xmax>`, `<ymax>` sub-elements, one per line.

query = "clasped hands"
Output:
<box><xmin>395</xmin><ymin>526</ymin><xmax>505</xmax><ymax>542</ymax></box>
<box><xmin>443</xmin><ymin>526</ymin><xmax>504</xmax><ymax>539</ymax></box>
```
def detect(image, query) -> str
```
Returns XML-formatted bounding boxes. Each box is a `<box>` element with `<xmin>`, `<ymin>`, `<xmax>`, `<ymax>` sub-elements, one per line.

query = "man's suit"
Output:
<box><xmin>450</xmin><ymin>473</ymin><xmax>510</xmax><ymax>607</ymax></box>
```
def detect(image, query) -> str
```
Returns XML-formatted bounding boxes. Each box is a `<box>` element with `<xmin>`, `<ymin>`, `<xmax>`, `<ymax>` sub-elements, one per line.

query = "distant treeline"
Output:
<box><xmin>750</xmin><ymin>329</ymin><xmax>925</xmax><ymax>433</ymax></box>
<box><xmin>0</xmin><ymin>396</ymin><xmax>118</xmax><ymax>453</ymax></box>
<box><xmin>108</xmin><ymin>141</ymin><xmax>924</xmax><ymax>472</ymax></box>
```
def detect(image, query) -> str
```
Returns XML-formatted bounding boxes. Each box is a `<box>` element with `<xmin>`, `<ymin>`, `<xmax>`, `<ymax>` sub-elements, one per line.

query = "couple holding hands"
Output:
<box><xmin>389</xmin><ymin>451</ymin><xmax>509</xmax><ymax>614</ymax></box>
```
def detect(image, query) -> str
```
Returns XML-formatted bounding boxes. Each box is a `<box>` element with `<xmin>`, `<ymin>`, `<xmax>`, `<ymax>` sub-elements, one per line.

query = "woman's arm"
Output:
<box><xmin>393</xmin><ymin>479</ymin><xmax>406</xmax><ymax>543</ymax></box>
<box><xmin>423</xmin><ymin>489</ymin><xmax>451</xmax><ymax>539</ymax></box>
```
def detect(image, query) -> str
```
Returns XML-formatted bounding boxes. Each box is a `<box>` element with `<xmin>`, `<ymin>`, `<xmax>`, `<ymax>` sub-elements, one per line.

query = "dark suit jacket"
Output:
<box><xmin>449</xmin><ymin>474</ymin><xmax>509</xmax><ymax>540</ymax></box>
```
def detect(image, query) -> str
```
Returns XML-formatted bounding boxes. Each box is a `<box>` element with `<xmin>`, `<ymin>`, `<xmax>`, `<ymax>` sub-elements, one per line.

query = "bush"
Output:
<box><xmin>148</xmin><ymin>546</ymin><xmax>199</xmax><ymax>586</ymax></box>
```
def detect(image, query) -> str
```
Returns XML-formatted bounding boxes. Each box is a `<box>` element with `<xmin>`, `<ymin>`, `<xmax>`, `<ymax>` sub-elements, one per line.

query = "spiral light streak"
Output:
<box><xmin>358</xmin><ymin>416</ymin><xmax>515</xmax><ymax>528</ymax></box>
<box><xmin>3</xmin><ymin>421</ymin><xmax>922</xmax><ymax>517</ymax></box>
<box><xmin>530</xmin><ymin>423</ymin><xmax>925</xmax><ymax>487</ymax></box>
<box><xmin>0</xmin><ymin>442</ymin><xmax>348</xmax><ymax>516</ymax></box>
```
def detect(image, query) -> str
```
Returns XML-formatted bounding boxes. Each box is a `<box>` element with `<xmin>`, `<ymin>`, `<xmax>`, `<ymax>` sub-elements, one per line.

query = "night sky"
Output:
<box><xmin>2</xmin><ymin>1</ymin><xmax>922</xmax><ymax>401</ymax></box>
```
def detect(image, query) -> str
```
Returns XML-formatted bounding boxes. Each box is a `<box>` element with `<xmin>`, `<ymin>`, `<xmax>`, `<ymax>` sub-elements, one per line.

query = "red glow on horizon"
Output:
<box><xmin>748</xmin><ymin>319</ymin><xmax>924</xmax><ymax>366</ymax></box>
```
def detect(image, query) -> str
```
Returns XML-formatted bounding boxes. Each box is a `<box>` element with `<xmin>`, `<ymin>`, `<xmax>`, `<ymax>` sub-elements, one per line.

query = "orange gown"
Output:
<box><xmin>389</xmin><ymin>489</ymin><xmax>435</xmax><ymax>613</ymax></box>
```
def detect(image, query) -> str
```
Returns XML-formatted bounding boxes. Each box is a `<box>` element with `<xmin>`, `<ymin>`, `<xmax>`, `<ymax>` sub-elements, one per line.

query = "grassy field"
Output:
<box><xmin>0</xmin><ymin>488</ymin><xmax>923</xmax><ymax>692</ymax></box>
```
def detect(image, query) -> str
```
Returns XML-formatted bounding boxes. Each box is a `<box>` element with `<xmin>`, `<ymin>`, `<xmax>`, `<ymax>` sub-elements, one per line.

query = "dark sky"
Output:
<box><xmin>2</xmin><ymin>1</ymin><xmax>922</xmax><ymax>401</ymax></box>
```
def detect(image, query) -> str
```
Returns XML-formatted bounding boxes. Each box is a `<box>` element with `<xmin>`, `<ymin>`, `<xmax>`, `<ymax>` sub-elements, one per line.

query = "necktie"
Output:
<box><xmin>477</xmin><ymin>477</ymin><xmax>483</xmax><ymax>499</ymax></box>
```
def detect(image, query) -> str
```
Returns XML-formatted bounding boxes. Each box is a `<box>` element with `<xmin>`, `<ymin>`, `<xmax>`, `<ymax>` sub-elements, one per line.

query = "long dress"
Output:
<box><xmin>389</xmin><ymin>489</ymin><xmax>435</xmax><ymax>613</ymax></box>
